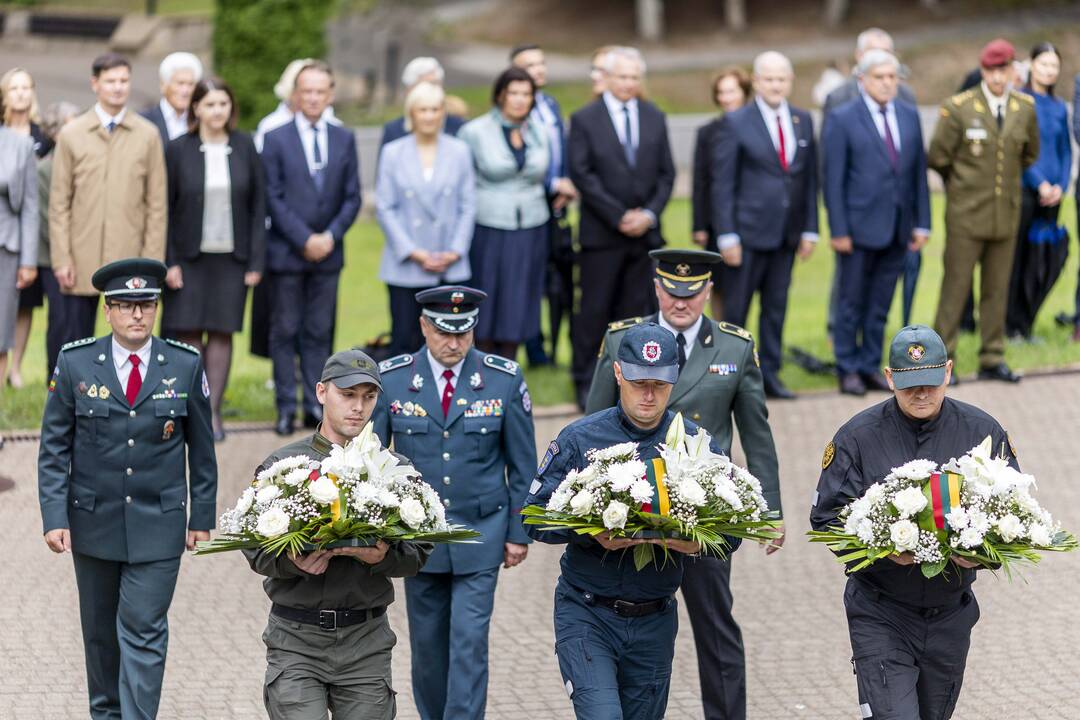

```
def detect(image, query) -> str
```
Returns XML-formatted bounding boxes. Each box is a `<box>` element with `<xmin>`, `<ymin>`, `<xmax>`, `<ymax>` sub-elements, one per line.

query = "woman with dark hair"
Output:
<box><xmin>1006</xmin><ymin>42</ymin><xmax>1071</xmax><ymax>341</ymax></box>
<box><xmin>691</xmin><ymin>66</ymin><xmax>751</xmax><ymax>320</ymax></box>
<box><xmin>458</xmin><ymin>66</ymin><xmax>549</xmax><ymax>359</ymax></box>
<box><xmin>163</xmin><ymin>77</ymin><xmax>266</xmax><ymax>440</ymax></box>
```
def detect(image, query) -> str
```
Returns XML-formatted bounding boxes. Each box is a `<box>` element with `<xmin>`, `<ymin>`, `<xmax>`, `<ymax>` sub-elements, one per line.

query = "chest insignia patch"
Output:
<box><xmin>709</xmin><ymin>363</ymin><xmax>738</xmax><ymax>375</ymax></box>
<box><xmin>162</xmin><ymin>419</ymin><xmax>175</xmax><ymax>440</ymax></box>
<box><xmin>469</xmin><ymin>372</ymin><xmax>483</xmax><ymax>389</ymax></box>
<box><xmin>411</xmin><ymin>374</ymin><xmax>424</xmax><ymax>391</ymax></box>
<box><xmin>87</xmin><ymin>384</ymin><xmax>98</xmax><ymax>399</ymax></box>
<box><xmin>99</xmin><ymin>386</ymin><xmax>110</xmax><ymax>400</ymax></box>
<box><xmin>822</xmin><ymin>441</ymin><xmax>836</xmax><ymax>470</ymax></box>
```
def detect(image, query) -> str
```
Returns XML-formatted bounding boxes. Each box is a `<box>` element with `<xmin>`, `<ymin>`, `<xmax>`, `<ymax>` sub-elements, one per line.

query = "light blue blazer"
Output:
<box><xmin>0</xmin><ymin>127</ymin><xmax>39</xmax><ymax>266</ymax></box>
<box><xmin>458</xmin><ymin>109</ymin><xmax>549</xmax><ymax>230</ymax></box>
<box><xmin>376</xmin><ymin>134</ymin><xmax>476</xmax><ymax>288</ymax></box>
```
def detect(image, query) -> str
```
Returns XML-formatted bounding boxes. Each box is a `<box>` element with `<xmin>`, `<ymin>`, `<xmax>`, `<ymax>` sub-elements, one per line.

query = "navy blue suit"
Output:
<box><xmin>261</xmin><ymin>120</ymin><xmax>361</xmax><ymax>419</ymax></box>
<box><xmin>711</xmin><ymin>102</ymin><xmax>818</xmax><ymax>378</ymax></box>
<box><xmin>824</xmin><ymin>97</ymin><xmax>931</xmax><ymax>376</ymax></box>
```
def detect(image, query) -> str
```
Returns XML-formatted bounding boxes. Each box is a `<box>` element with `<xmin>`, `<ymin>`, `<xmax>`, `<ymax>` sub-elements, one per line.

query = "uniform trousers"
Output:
<box><xmin>571</xmin><ymin>243</ymin><xmax>657</xmax><ymax>392</ymax></box>
<box><xmin>553</xmin><ymin>578</ymin><xmax>678</xmax><ymax>720</ymax></box>
<box><xmin>71</xmin><ymin>552</ymin><xmax>181</xmax><ymax>720</ymax></box>
<box><xmin>405</xmin><ymin>567</ymin><xmax>499</xmax><ymax>720</ymax></box>
<box><xmin>722</xmin><ymin>246</ymin><xmax>796</xmax><ymax>377</ymax></box>
<box><xmin>680</xmin><ymin>555</ymin><xmax>745</xmax><ymax>720</ymax></box>
<box><xmin>834</xmin><ymin>241</ymin><xmax>909</xmax><ymax>376</ymax></box>
<box><xmin>845</xmin><ymin>582</ymin><xmax>979</xmax><ymax>720</ymax></box>
<box><xmin>269</xmin><ymin>270</ymin><xmax>340</xmax><ymax>418</ymax></box>
<box><xmin>262</xmin><ymin>612</ymin><xmax>396</xmax><ymax>720</ymax></box>
<box><xmin>933</xmin><ymin>232</ymin><xmax>1017</xmax><ymax>368</ymax></box>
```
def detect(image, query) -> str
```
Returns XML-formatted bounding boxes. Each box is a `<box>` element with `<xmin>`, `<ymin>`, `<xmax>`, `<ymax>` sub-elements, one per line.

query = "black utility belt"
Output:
<box><xmin>854</xmin><ymin>581</ymin><xmax>969</xmax><ymax>619</ymax></box>
<box><xmin>271</xmin><ymin>603</ymin><xmax>386</xmax><ymax>631</ymax></box>
<box><xmin>571</xmin><ymin>584</ymin><xmax>672</xmax><ymax>618</ymax></box>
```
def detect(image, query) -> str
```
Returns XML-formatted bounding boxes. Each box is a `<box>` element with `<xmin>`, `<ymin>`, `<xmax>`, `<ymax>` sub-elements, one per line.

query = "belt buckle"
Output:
<box><xmin>318</xmin><ymin>609</ymin><xmax>337</xmax><ymax>631</ymax></box>
<box><xmin>612</xmin><ymin>600</ymin><xmax>634</xmax><ymax>617</ymax></box>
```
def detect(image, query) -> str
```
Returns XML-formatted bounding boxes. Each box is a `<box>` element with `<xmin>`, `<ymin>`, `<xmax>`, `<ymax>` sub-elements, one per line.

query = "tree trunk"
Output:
<box><xmin>635</xmin><ymin>0</ymin><xmax>664</xmax><ymax>41</ymax></box>
<box><xmin>724</xmin><ymin>0</ymin><xmax>747</xmax><ymax>31</ymax></box>
<box><xmin>823</xmin><ymin>0</ymin><xmax>849</xmax><ymax>27</ymax></box>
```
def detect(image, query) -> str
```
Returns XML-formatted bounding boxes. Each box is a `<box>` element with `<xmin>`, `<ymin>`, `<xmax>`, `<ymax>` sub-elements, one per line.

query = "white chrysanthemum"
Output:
<box><xmin>282</xmin><ymin>468</ymin><xmax>310</xmax><ymax>486</ymax></box>
<box><xmin>602</xmin><ymin>500</ymin><xmax>629</xmax><ymax>530</ymax></box>
<box><xmin>891</xmin><ymin>487</ymin><xmax>928</xmax><ymax>518</ymax></box>
<box><xmin>629</xmin><ymin>479</ymin><xmax>653</xmax><ymax>505</ymax></box>
<box><xmin>591</xmin><ymin>442</ymin><xmax>638</xmax><ymax>463</ymax></box>
<box><xmin>256</xmin><ymin>485</ymin><xmax>282</xmax><ymax>504</ymax></box>
<box><xmin>377</xmin><ymin>488</ymin><xmax>400</xmax><ymax>507</ymax></box>
<box><xmin>711</xmin><ymin>478</ymin><xmax>743</xmax><ymax>511</ymax></box>
<box><xmin>352</xmin><ymin>482</ymin><xmax>379</xmax><ymax>503</ymax></box>
<box><xmin>676</xmin><ymin>479</ymin><xmax>708</xmax><ymax>507</ymax></box>
<box><xmin>889</xmin><ymin>519</ymin><xmax>919</xmax><ymax>552</ymax></box>
<box><xmin>967</xmin><ymin>509</ymin><xmax>991</xmax><ymax>534</ymax></box>
<box><xmin>607</xmin><ymin>461</ymin><xmax>644</xmax><ymax>492</ymax></box>
<box><xmin>996</xmin><ymin>514</ymin><xmax>1025</xmax><ymax>542</ymax></box>
<box><xmin>890</xmin><ymin>459</ymin><xmax>937</xmax><ymax>481</ymax></box>
<box><xmin>958</xmin><ymin>527</ymin><xmax>984</xmax><ymax>549</ymax></box>
<box><xmin>945</xmin><ymin>507</ymin><xmax>969</xmax><ymax>530</ymax></box>
<box><xmin>569</xmin><ymin>489</ymin><xmax>594</xmax><ymax>515</ymax></box>
<box><xmin>547</xmin><ymin>487</ymin><xmax>573</xmax><ymax>512</ymax></box>
<box><xmin>855</xmin><ymin>518</ymin><xmax>875</xmax><ymax>545</ymax></box>
<box><xmin>255</xmin><ymin>507</ymin><xmax>290</xmax><ymax>537</ymax></box>
<box><xmin>848</xmin><ymin>496</ymin><xmax>872</xmax><ymax>522</ymax></box>
<box><xmin>1029</xmin><ymin>523</ymin><xmax>1053</xmax><ymax>547</ymax></box>
<box><xmin>234</xmin><ymin>487</ymin><xmax>256</xmax><ymax>515</ymax></box>
<box><xmin>307</xmin><ymin>476</ymin><xmax>339</xmax><ymax>505</ymax></box>
<box><xmin>864</xmin><ymin>483</ymin><xmax>886</xmax><ymax>504</ymax></box>
<box><xmin>258</xmin><ymin>455</ymin><xmax>313</xmax><ymax>483</ymax></box>
<box><xmin>399</xmin><ymin>497</ymin><xmax>427</xmax><ymax>528</ymax></box>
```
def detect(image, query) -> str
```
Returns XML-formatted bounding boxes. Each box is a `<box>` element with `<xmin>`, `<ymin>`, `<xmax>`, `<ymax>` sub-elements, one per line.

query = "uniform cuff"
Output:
<box><xmin>801</xmin><ymin>232</ymin><xmax>819</xmax><ymax>243</ymax></box>
<box><xmin>717</xmin><ymin>233</ymin><xmax>740</xmax><ymax>250</ymax></box>
<box><xmin>41</xmin><ymin>502</ymin><xmax>69</xmax><ymax>534</ymax></box>
<box><xmin>914</xmin><ymin>228</ymin><xmax>930</xmax><ymax>237</ymax></box>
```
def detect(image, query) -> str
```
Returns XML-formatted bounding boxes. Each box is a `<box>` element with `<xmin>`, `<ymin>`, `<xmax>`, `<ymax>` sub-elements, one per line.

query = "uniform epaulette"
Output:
<box><xmin>379</xmin><ymin>353</ymin><xmax>414</xmax><ymax>373</ymax></box>
<box><xmin>164</xmin><ymin>338</ymin><xmax>200</xmax><ymax>355</ymax></box>
<box><xmin>483</xmin><ymin>354</ymin><xmax>518</xmax><ymax>375</ymax></box>
<box><xmin>60</xmin><ymin>337</ymin><xmax>96</xmax><ymax>352</ymax></box>
<box><xmin>717</xmin><ymin>321</ymin><xmax>753</xmax><ymax>342</ymax></box>
<box><xmin>948</xmin><ymin>89</ymin><xmax>975</xmax><ymax>106</ymax></box>
<box><xmin>1011</xmin><ymin>90</ymin><xmax>1034</xmax><ymax>104</ymax></box>
<box><xmin>607</xmin><ymin>316</ymin><xmax>644</xmax><ymax>333</ymax></box>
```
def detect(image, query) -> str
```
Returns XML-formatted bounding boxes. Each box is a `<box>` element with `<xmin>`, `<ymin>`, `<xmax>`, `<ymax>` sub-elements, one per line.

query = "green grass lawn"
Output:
<box><xmin>3</xmin><ymin>194</ymin><xmax>1080</xmax><ymax>431</ymax></box>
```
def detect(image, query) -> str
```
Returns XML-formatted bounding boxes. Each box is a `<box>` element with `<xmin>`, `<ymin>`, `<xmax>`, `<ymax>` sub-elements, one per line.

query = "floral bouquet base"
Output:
<box><xmin>523</xmin><ymin>413</ymin><xmax>782</xmax><ymax>570</ymax></box>
<box><xmin>195</xmin><ymin>424</ymin><xmax>480</xmax><ymax>558</ymax></box>
<box><xmin>808</xmin><ymin>437</ymin><xmax>1077</xmax><ymax>578</ymax></box>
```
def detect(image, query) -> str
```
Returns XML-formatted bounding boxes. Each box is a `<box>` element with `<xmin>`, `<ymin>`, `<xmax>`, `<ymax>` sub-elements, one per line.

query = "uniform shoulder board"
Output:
<box><xmin>379</xmin><ymin>353</ymin><xmax>414</xmax><ymax>373</ymax></box>
<box><xmin>607</xmin><ymin>316</ymin><xmax>644</xmax><ymax>333</ymax></box>
<box><xmin>164</xmin><ymin>338</ymin><xmax>201</xmax><ymax>355</ymax></box>
<box><xmin>1012</xmin><ymin>90</ymin><xmax>1034</xmax><ymax>105</ymax></box>
<box><xmin>483</xmin><ymin>354</ymin><xmax>518</xmax><ymax>375</ymax></box>
<box><xmin>717</xmin><ymin>321</ymin><xmax>753</xmax><ymax>342</ymax></box>
<box><xmin>948</xmin><ymin>89</ymin><xmax>974</xmax><ymax>106</ymax></box>
<box><xmin>60</xmin><ymin>337</ymin><xmax>97</xmax><ymax>352</ymax></box>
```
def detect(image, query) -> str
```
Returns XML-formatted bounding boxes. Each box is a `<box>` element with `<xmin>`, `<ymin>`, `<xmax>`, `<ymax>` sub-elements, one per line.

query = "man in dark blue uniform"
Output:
<box><xmin>525</xmin><ymin>322</ymin><xmax>741</xmax><ymax>720</ymax></box>
<box><xmin>811</xmin><ymin>325</ymin><xmax>1018</xmax><ymax>720</ymax></box>
<box><xmin>38</xmin><ymin>258</ymin><xmax>217</xmax><ymax>720</ymax></box>
<box><xmin>371</xmin><ymin>285</ymin><xmax>536</xmax><ymax>720</ymax></box>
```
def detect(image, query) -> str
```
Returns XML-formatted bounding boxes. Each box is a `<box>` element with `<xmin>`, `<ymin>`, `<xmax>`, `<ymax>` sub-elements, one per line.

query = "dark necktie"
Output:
<box><xmin>879</xmin><ymin>105</ymin><xmax>898</xmax><ymax>169</ymax></box>
<box><xmin>126</xmin><ymin>354</ymin><xmax>142</xmax><ymax>406</ymax></box>
<box><xmin>995</xmin><ymin>105</ymin><xmax>1004</xmax><ymax>131</ymax></box>
<box><xmin>622</xmin><ymin>105</ymin><xmax>636</xmax><ymax>167</ymax></box>
<box><xmin>106</xmin><ymin>120</ymin><xmax>116</xmax><ymax>134</ymax></box>
<box><xmin>776</xmin><ymin>115</ymin><xmax>788</xmax><ymax>172</ymax></box>
<box><xmin>441</xmin><ymin>369</ymin><xmax>455</xmax><ymax>417</ymax></box>
<box><xmin>311</xmin><ymin>123</ymin><xmax>325</xmax><ymax>191</ymax></box>
<box><xmin>676</xmin><ymin>333</ymin><xmax>687</xmax><ymax>373</ymax></box>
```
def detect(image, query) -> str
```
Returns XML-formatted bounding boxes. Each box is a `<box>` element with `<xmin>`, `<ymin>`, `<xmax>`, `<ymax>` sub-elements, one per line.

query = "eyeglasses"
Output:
<box><xmin>108</xmin><ymin>300</ymin><xmax>158</xmax><ymax>316</ymax></box>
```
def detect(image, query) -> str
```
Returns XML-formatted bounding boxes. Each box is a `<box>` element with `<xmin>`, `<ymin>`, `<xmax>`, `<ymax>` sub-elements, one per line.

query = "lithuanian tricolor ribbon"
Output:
<box><xmin>640</xmin><ymin>458</ymin><xmax>671</xmax><ymax>516</ymax></box>
<box><xmin>928</xmin><ymin>471</ymin><xmax>962</xmax><ymax>530</ymax></box>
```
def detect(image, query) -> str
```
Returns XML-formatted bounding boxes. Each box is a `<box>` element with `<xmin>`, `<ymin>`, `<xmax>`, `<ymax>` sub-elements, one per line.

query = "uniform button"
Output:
<box><xmin>443</xmin><ymin>477</ymin><xmax>451</xmax><ymax>485</ymax></box>
<box><xmin>443</xmin><ymin>431</ymin><xmax>450</xmax><ymax>439</ymax></box>
<box><xmin>88</xmin><ymin>409</ymin><xmax>93</xmax><ymax>416</ymax></box>
<box><xmin>480</xmin><ymin>427</ymin><xmax>488</xmax><ymax>435</ymax></box>
<box><xmin>129</xmin><ymin>410</ymin><xmax>136</xmax><ymax>418</ymax></box>
<box><xmin>126</xmin><ymin>468</ymin><xmax>133</xmax><ymax>476</ymax></box>
<box><xmin>443</xmin><ymin>498</ymin><xmax>451</xmax><ymax>508</ymax></box>
<box><xmin>406</xmin><ymin>428</ymin><xmax>412</xmax><ymax>435</ymax></box>
<box><xmin>170</xmin><ymin>409</ymin><xmax>175</xmax><ymax>416</ymax></box>
<box><xmin>442</xmin><ymin>452</ymin><xmax>450</xmax><ymax>461</ymax></box>
<box><xmin>125</xmin><ymin>496</ymin><xmax>132</xmax><ymax>504</ymax></box>
<box><xmin>693</xmin><ymin>413</ymin><xmax>701</xmax><ymax>420</ymax></box>
<box><xmin>497</xmin><ymin>504</ymin><xmax>503</xmax><ymax>510</ymax></box>
<box><xmin>73</xmin><ymin>499</ymin><xmax>79</xmax><ymax>506</ymax></box>
<box><xmin>995</xmin><ymin>187</ymin><xmax>1002</xmax><ymax>196</ymax></box>
<box><xmin>127</xmin><ymin>439</ymin><xmax>134</xmax><ymax>447</ymax></box>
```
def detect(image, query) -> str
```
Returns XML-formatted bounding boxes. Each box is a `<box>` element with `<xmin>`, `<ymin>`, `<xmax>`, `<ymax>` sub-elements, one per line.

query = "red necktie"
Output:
<box><xmin>776</xmin><ymin>115</ymin><xmax>788</xmax><ymax>172</ymax></box>
<box><xmin>441</xmin><ymin>369</ymin><xmax>455</xmax><ymax>417</ymax></box>
<box><xmin>126</xmin><ymin>354</ymin><xmax>142</xmax><ymax>406</ymax></box>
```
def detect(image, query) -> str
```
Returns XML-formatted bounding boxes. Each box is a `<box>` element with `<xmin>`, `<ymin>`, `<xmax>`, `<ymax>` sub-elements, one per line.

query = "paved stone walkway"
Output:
<box><xmin>2</xmin><ymin>375</ymin><xmax>1079</xmax><ymax>719</ymax></box>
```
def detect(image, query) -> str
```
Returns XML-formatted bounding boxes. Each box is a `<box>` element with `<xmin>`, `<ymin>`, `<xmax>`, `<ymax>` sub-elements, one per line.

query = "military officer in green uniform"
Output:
<box><xmin>585</xmin><ymin>248</ymin><xmax>782</xmax><ymax>720</ymax></box>
<box><xmin>38</xmin><ymin>258</ymin><xmax>217</xmax><ymax>720</ymax></box>
<box><xmin>246</xmin><ymin>348</ymin><xmax>431</xmax><ymax>720</ymax></box>
<box><xmin>929</xmin><ymin>38</ymin><xmax>1039</xmax><ymax>384</ymax></box>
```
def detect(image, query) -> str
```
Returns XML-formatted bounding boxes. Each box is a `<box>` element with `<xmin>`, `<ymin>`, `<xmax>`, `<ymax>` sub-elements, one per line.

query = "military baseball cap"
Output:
<box><xmin>649</xmin><ymin>249</ymin><xmax>721</xmax><ymax>298</ymax></box>
<box><xmin>92</xmin><ymin>258</ymin><xmax>167</xmax><ymax>302</ymax></box>
<box><xmin>416</xmin><ymin>285</ymin><xmax>487</xmax><ymax>334</ymax></box>
<box><xmin>887</xmin><ymin>325</ymin><xmax>948</xmax><ymax>389</ymax></box>
<box><xmin>617</xmin><ymin>322</ymin><xmax>679</xmax><ymax>384</ymax></box>
<box><xmin>320</xmin><ymin>348</ymin><xmax>382</xmax><ymax>390</ymax></box>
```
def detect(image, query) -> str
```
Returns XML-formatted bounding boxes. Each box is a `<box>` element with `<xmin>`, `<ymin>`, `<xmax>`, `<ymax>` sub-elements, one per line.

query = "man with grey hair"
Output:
<box><xmin>824</xmin><ymin>49</ymin><xmax>930</xmax><ymax>396</ymax></box>
<box><xmin>253</xmin><ymin>58</ymin><xmax>341</xmax><ymax>153</ymax></box>
<box><xmin>379</xmin><ymin>56</ymin><xmax>465</xmax><ymax>147</ymax></box>
<box><xmin>140</xmin><ymin>51</ymin><xmax>202</xmax><ymax>147</ymax></box>
<box><xmin>712</xmin><ymin>50</ymin><xmax>817</xmax><ymax>400</ymax></box>
<box><xmin>568</xmin><ymin>45</ymin><xmax>675</xmax><ymax>409</ymax></box>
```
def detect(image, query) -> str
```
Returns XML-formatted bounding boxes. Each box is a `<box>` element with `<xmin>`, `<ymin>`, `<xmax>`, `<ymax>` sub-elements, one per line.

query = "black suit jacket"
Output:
<box><xmin>568</xmin><ymin>97</ymin><xmax>675</xmax><ymax>250</ymax></box>
<box><xmin>691</xmin><ymin>116</ymin><xmax>724</xmax><ymax>237</ymax></box>
<box><xmin>140</xmin><ymin>104</ymin><xmax>171</xmax><ymax>149</ymax></box>
<box><xmin>711</xmin><ymin>102</ymin><xmax>819</xmax><ymax>251</ymax></box>
<box><xmin>165</xmin><ymin>131</ymin><xmax>267</xmax><ymax>272</ymax></box>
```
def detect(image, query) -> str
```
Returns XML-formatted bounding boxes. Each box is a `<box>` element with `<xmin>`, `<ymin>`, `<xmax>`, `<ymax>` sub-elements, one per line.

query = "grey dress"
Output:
<box><xmin>0</xmin><ymin>127</ymin><xmax>39</xmax><ymax>350</ymax></box>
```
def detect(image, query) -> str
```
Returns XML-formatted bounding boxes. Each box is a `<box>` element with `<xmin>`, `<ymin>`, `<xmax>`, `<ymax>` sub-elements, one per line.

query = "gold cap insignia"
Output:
<box><xmin>908</xmin><ymin>344</ymin><xmax>925</xmax><ymax>362</ymax></box>
<box><xmin>675</xmin><ymin>263</ymin><xmax>691</xmax><ymax>277</ymax></box>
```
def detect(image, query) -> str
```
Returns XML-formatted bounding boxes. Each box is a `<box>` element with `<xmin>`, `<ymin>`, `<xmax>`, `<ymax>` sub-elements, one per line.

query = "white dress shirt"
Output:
<box><xmin>295</xmin><ymin>113</ymin><xmax>328</xmax><ymax>176</ymax></box>
<box><xmin>254</xmin><ymin>104</ymin><xmax>340</xmax><ymax>153</ymax></box>
<box><xmin>200</xmin><ymin>141</ymin><xmax>234</xmax><ymax>253</ymax></box>
<box><xmin>602</xmin><ymin>91</ymin><xmax>639</xmax><ymax>150</ymax></box>
<box><xmin>658</xmin><ymin>314</ymin><xmax>703</xmax><ymax>363</ymax></box>
<box><xmin>754</xmin><ymin>96</ymin><xmax>796</xmax><ymax>167</ymax></box>
<box><xmin>860</xmin><ymin>92</ymin><xmax>902</xmax><ymax>152</ymax></box>
<box><xmin>981</xmin><ymin>83</ymin><xmax>1008</xmax><ymax>123</ymax></box>
<box><xmin>428</xmin><ymin>351</ymin><xmax>466</xmax><ymax>398</ymax></box>
<box><xmin>159</xmin><ymin>98</ymin><xmax>189</xmax><ymax>141</ymax></box>
<box><xmin>112</xmin><ymin>336</ymin><xmax>152</xmax><ymax>389</ymax></box>
<box><xmin>94</xmin><ymin>104</ymin><xmax>127</xmax><ymax>131</ymax></box>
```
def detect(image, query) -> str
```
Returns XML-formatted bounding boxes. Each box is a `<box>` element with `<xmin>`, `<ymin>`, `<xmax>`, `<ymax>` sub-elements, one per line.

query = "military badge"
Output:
<box><xmin>415</xmin><ymin>405</ymin><xmax>427</xmax><ymax>417</ymax></box>
<box><xmin>99</xmin><ymin>386</ymin><xmax>110</xmax><ymax>400</ymax></box>
<box><xmin>641</xmin><ymin>340</ymin><xmax>662</xmax><ymax>363</ymax></box>
<box><xmin>162</xmin><ymin>377</ymin><xmax>177</xmax><ymax>387</ymax></box>
<box><xmin>97</xmin><ymin>353</ymin><xmax>106</xmax><ymax>362</ymax></box>
<box><xmin>469</xmin><ymin>372</ymin><xmax>483</xmax><ymax>389</ymax></box>
<box><xmin>157</xmin><ymin>353</ymin><xmax>165</xmax><ymax>362</ymax></box>
<box><xmin>411</xmin><ymin>374</ymin><xmax>424</xmax><ymax>391</ymax></box>
<box><xmin>77</xmin><ymin>381</ymin><xmax>88</xmax><ymax>395</ymax></box>
<box><xmin>389</xmin><ymin>400</ymin><xmax>403</xmax><ymax>415</ymax></box>
<box><xmin>87</xmin><ymin>384</ymin><xmax>98</xmax><ymax>399</ymax></box>
<box><xmin>403</xmin><ymin>401</ymin><xmax>416</xmax><ymax>416</ymax></box>
<box><xmin>457</xmin><ymin>398</ymin><xmax>468</xmax><ymax>406</ymax></box>
<box><xmin>162</xmin><ymin>419</ymin><xmax>175</xmax><ymax>440</ymax></box>
<box><xmin>451</xmin><ymin>291</ymin><xmax>464</xmax><ymax>304</ymax></box>
<box><xmin>49</xmin><ymin>378</ymin><xmax>57</xmax><ymax>393</ymax></box>
<box><xmin>125</xmin><ymin>276</ymin><xmax>148</xmax><ymax>290</ymax></box>
<box><xmin>708</xmin><ymin>363</ymin><xmax>737</xmax><ymax>375</ymax></box>
<box><xmin>908</xmin><ymin>344</ymin><xmax>925</xmax><ymax>362</ymax></box>
<box><xmin>675</xmin><ymin>263</ymin><xmax>691</xmax><ymax>277</ymax></box>
<box><xmin>822</xmin><ymin>441</ymin><xmax>836</xmax><ymax>470</ymax></box>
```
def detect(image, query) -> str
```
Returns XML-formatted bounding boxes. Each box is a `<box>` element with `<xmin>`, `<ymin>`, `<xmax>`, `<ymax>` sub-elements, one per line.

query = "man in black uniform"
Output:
<box><xmin>811</xmin><ymin>325</ymin><xmax>1018</xmax><ymax>720</ymax></box>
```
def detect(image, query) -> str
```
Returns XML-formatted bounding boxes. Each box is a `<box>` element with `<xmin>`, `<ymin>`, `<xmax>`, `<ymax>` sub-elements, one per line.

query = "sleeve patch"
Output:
<box><xmin>822</xmin><ymin>441</ymin><xmax>836</xmax><ymax>470</ymax></box>
<box><xmin>519</xmin><ymin>381</ymin><xmax>532</xmax><ymax>414</ymax></box>
<box><xmin>483</xmin><ymin>354</ymin><xmax>518</xmax><ymax>375</ymax></box>
<box><xmin>201</xmin><ymin>370</ymin><xmax>211</xmax><ymax>398</ymax></box>
<box><xmin>537</xmin><ymin>440</ymin><xmax>559</xmax><ymax>475</ymax></box>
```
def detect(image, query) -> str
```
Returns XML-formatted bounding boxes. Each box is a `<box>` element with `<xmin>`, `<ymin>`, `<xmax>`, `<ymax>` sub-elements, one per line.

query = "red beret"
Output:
<box><xmin>980</xmin><ymin>38</ymin><xmax>1015</xmax><ymax>68</ymax></box>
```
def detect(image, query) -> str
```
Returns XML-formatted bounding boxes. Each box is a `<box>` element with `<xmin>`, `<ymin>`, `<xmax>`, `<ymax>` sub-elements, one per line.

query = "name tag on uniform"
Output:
<box><xmin>709</xmin><ymin>363</ymin><xmax>737</xmax><ymax>375</ymax></box>
<box><xmin>965</xmin><ymin>127</ymin><xmax>988</xmax><ymax>141</ymax></box>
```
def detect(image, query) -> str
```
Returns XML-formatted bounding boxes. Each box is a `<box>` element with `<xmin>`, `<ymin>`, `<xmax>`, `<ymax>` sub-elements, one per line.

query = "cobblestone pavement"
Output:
<box><xmin>2</xmin><ymin>375</ymin><xmax>1079</xmax><ymax>719</ymax></box>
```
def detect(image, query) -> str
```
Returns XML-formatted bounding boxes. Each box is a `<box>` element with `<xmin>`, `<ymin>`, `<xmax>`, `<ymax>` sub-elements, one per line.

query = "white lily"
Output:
<box><xmin>665</xmin><ymin>412</ymin><xmax>687</xmax><ymax>450</ymax></box>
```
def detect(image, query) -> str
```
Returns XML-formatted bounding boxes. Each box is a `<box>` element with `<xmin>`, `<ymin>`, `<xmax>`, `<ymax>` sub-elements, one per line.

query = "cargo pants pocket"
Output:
<box><xmin>852</xmin><ymin>649</ymin><xmax>919</xmax><ymax>720</ymax></box>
